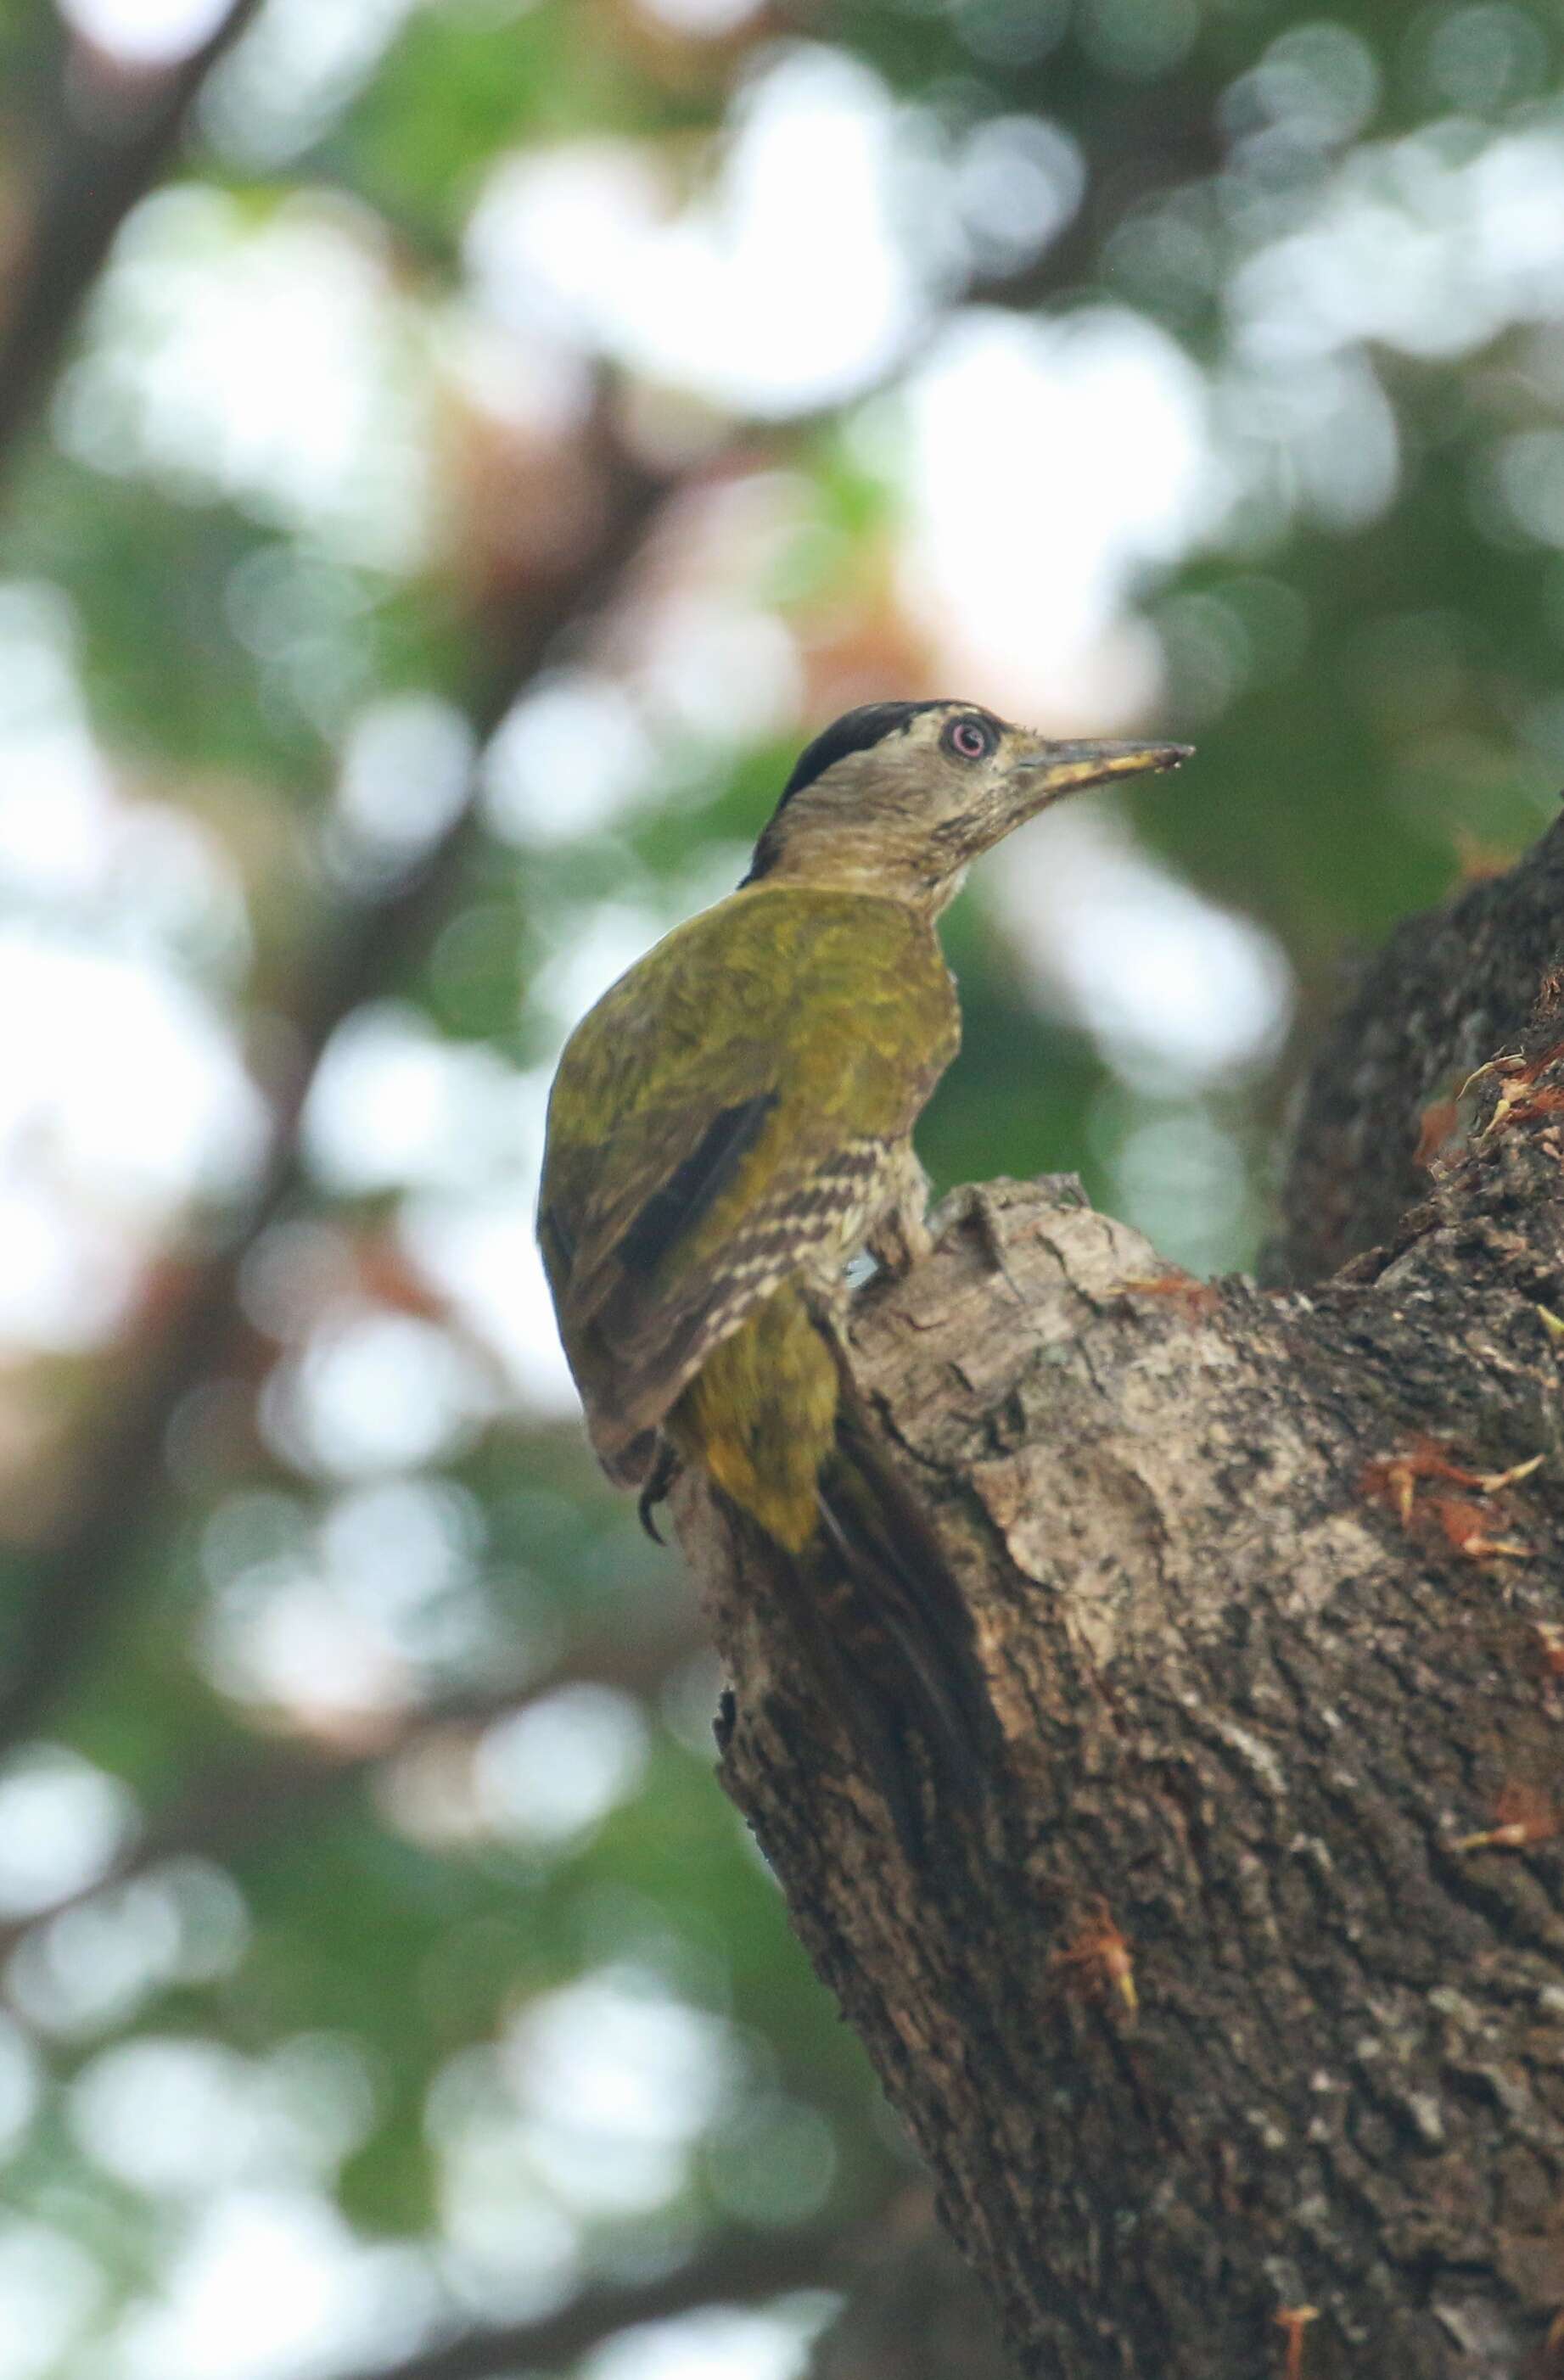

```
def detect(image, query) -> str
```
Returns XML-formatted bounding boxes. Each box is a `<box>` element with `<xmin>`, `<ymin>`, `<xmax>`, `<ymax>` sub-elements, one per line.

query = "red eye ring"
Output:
<box><xmin>945</xmin><ymin>716</ymin><xmax>994</xmax><ymax>761</ymax></box>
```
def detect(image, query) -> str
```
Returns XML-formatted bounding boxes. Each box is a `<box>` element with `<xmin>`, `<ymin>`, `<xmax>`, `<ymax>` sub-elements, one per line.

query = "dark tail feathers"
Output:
<box><xmin>754</xmin><ymin>1351</ymin><xmax>999</xmax><ymax>1860</ymax></box>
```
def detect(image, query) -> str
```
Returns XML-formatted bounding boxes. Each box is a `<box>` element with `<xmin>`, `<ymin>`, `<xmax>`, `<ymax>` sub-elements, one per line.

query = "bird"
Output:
<box><xmin>538</xmin><ymin>698</ymin><xmax>1190</xmax><ymax>1848</ymax></box>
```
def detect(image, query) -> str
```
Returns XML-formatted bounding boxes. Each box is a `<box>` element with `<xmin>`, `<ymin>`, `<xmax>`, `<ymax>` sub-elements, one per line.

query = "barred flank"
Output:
<box><xmin>593</xmin><ymin>1136</ymin><xmax>894</xmax><ymax>1458</ymax></box>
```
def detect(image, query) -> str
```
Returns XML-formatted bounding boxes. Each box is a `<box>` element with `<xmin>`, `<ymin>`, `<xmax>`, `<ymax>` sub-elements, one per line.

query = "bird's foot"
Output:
<box><xmin>636</xmin><ymin>1437</ymin><xmax>682</xmax><ymax>1544</ymax></box>
<box><xmin>867</xmin><ymin>1211</ymin><xmax>934</xmax><ymax>1277</ymax></box>
<box><xmin>930</xmin><ymin>1181</ymin><xmax>1030</xmax><ymax>1302</ymax></box>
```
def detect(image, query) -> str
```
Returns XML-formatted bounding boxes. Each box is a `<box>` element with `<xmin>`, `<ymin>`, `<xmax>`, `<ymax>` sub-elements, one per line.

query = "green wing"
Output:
<box><xmin>539</xmin><ymin>886</ymin><xmax>957</xmax><ymax>1464</ymax></box>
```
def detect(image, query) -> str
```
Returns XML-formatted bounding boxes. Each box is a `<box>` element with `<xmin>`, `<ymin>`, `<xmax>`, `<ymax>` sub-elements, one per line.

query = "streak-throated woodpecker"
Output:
<box><xmin>539</xmin><ymin>700</ymin><xmax>1188</xmax><ymax>1838</ymax></box>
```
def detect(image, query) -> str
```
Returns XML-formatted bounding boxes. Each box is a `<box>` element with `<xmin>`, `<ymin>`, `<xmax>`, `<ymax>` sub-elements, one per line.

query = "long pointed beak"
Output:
<box><xmin>960</xmin><ymin>734</ymin><xmax>1191</xmax><ymax>864</ymax></box>
<box><xmin>1014</xmin><ymin>737</ymin><xmax>1193</xmax><ymax>798</ymax></box>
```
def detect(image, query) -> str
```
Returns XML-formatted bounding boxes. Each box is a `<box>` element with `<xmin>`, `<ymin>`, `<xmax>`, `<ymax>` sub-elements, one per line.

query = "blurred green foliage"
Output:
<box><xmin>3</xmin><ymin>1</ymin><xmax>1564</xmax><ymax>2374</ymax></box>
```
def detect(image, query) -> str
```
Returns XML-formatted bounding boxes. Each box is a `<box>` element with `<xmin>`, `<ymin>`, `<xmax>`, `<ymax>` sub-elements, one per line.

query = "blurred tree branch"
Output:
<box><xmin>0</xmin><ymin>1594</ymin><xmax>700</xmax><ymax>1968</ymax></box>
<box><xmin>324</xmin><ymin>2194</ymin><xmax>1016</xmax><ymax>2380</ymax></box>
<box><xmin>0</xmin><ymin>0</ymin><xmax>265</xmax><ymax>477</ymax></box>
<box><xmin>336</xmin><ymin>2219</ymin><xmax>852</xmax><ymax>2380</ymax></box>
<box><xmin>0</xmin><ymin>416</ymin><xmax>665</xmax><ymax>1756</ymax></box>
<box><xmin>807</xmin><ymin>2201</ymin><xmax>1012</xmax><ymax>2380</ymax></box>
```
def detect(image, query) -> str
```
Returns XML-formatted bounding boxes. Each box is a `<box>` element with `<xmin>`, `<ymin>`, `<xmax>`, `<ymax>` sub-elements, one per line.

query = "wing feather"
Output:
<box><xmin>540</xmin><ymin>888</ymin><xmax>956</xmax><ymax>1459</ymax></box>
<box><xmin>616</xmin><ymin>1091</ymin><xmax>779</xmax><ymax>1276</ymax></box>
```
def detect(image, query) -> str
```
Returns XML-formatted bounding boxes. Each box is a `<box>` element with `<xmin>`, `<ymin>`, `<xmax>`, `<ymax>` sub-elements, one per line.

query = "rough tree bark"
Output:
<box><xmin>675</xmin><ymin>814</ymin><xmax>1564</xmax><ymax>2380</ymax></box>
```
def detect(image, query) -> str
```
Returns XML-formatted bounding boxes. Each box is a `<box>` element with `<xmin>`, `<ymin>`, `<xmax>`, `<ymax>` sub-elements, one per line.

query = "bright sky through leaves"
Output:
<box><xmin>8</xmin><ymin>0</ymin><xmax>1564</xmax><ymax>2372</ymax></box>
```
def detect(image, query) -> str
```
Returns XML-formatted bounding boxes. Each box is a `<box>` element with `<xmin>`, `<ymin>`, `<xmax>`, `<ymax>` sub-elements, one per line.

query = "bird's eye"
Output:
<box><xmin>945</xmin><ymin>716</ymin><xmax>995</xmax><ymax>761</ymax></box>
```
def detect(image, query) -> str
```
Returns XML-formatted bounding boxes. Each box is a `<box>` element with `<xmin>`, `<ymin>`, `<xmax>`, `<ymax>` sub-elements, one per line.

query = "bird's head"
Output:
<box><xmin>743</xmin><ymin>700</ymin><xmax>1191</xmax><ymax>913</ymax></box>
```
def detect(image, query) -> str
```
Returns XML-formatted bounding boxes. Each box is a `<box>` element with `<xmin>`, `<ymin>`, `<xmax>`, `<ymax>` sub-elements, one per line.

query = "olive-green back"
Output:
<box><xmin>538</xmin><ymin>885</ymin><xmax>958</xmax><ymax>1459</ymax></box>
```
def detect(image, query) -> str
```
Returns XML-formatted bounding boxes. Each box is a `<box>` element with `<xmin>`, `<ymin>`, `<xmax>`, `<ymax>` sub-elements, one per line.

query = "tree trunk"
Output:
<box><xmin>675</xmin><ymin>815</ymin><xmax>1564</xmax><ymax>2380</ymax></box>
